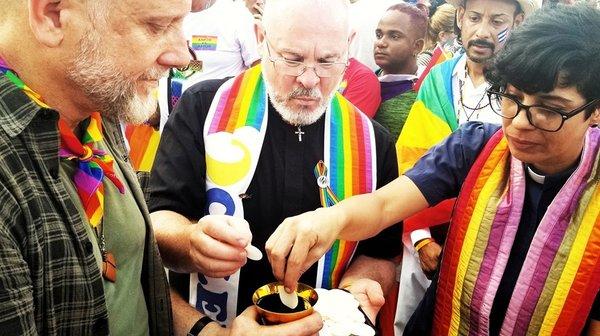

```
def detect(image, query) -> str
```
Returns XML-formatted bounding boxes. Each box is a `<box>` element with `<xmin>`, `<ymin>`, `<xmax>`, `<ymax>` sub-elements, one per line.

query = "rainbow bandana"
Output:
<box><xmin>0</xmin><ymin>60</ymin><xmax>50</xmax><ymax>109</ymax></box>
<box><xmin>0</xmin><ymin>60</ymin><xmax>125</xmax><ymax>227</ymax></box>
<box><xmin>125</xmin><ymin>124</ymin><xmax>160</xmax><ymax>172</ymax></box>
<box><xmin>433</xmin><ymin>128</ymin><xmax>600</xmax><ymax>336</ymax></box>
<box><xmin>58</xmin><ymin>113</ymin><xmax>126</xmax><ymax>227</ymax></box>
<box><xmin>196</xmin><ymin>64</ymin><xmax>376</xmax><ymax>325</ymax></box>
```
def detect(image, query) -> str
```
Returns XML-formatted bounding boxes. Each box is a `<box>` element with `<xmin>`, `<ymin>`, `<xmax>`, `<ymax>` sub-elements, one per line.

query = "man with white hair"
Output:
<box><xmin>149</xmin><ymin>0</ymin><xmax>401</xmax><ymax>333</ymax></box>
<box><xmin>0</xmin><ymin>0</ymin><xmax>195</xmax><ymax>335</ymax></box>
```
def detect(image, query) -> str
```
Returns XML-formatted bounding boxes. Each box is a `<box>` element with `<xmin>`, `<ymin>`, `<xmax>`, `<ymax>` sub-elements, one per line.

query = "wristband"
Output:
<box><xmin>414</xmin><ymin>238</ymin><xmax>434</xmax><ymax>252</ymax></box>
<box><xmin>188</xmin><ymin>316</ymin><xmax>215</xmax><ymax>336</ymax></box>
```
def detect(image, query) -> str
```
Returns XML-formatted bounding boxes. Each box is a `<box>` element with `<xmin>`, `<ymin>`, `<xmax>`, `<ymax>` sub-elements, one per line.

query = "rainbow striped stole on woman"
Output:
<box><xmin>433</xmin><ymin>127</ymin><xmax>600</xmax><ymax>336</ymax></box>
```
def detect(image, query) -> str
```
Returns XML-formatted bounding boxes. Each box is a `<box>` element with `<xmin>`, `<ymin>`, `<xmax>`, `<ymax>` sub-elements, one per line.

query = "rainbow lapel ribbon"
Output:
<box><xmin>58</xmin><ymin>113</ymin><xmax>125</xmax><ymax>227</ymax></box>
<box><xmin>433</xmin><ymin>128</ymin><xmax>600</xmax><ymax>335</ymax></box>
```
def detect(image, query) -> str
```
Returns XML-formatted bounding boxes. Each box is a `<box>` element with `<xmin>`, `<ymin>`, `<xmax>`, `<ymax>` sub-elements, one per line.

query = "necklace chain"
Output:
<box><xmin>458</xmin><ymin>62</ymin><xmax>490</xmax><ymax>123</ymax></box>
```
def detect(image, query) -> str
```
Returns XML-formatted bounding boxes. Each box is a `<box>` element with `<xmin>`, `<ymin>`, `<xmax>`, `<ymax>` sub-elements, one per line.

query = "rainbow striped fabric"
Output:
<box><xmin>199</xmin><ymin>64</ymin><xmax>376</xmax><ymax>323</ymax></box>
<box><xmin>396</xmin><ymin>56</ymin><xmax>461</xmax><ymax>232</ymax></box>
<box><xmin>317</xmin><ymin>92</ymin><xmax>376</xmax><ymax>289</ymax></box>
<box><xmin>125</xmin><ymin>124</ymin><xmax>161</xmax><ymax>172</ymax></box>
<box><xmin>0</xmin><ymin>59</ymin><xmax>124</xmax><ymax>228</ymax></box>
<box><xmin>396</xmin><ymin>56</ymin><xmax>460</xmax><ymax>173</ymax></box>
<box><xmin>191</xmin><ymin>35</ymin><xmax>218</xmax><ymax>51</ymax></box>
<box><xmin>0</xmin><ymin>60</ymin><xmax>50</xmax><ymax>109</ymax></box>
<box><xmin>433</xmin><ymin>128</ymin><xmax>600</xmax><ymax>335</ymax></box>
<box><xmin>58</xmin><ymin>113</ymin><xmax>126</xmax><ymax>227</ymax></box>
<box><xmin>207</xmin><ymin>65</ymin><xmax>266</xmax><ymax>135</ymax></box>
<box><xmin>414</xmin><ymin>45</ymin><xmax>450</xmax><ymax>92</ymax></box>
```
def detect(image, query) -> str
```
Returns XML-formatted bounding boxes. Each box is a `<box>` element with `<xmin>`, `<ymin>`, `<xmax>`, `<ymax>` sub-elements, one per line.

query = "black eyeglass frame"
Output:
<box><xmin>487</xmin><ymin>89</ymin><xmax>599</xmax><ymax>132</ymax></box>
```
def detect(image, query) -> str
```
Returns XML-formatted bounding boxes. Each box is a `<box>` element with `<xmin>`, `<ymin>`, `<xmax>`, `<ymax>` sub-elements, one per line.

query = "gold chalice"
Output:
<box><xmin>252</xmin><ymin>282</ymin><xmax>319</xmax><ymax>325</ymax></box>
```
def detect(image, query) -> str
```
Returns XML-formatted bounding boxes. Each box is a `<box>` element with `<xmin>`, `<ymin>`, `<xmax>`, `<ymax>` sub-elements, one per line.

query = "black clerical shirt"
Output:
<box><xmin>148</xmin><ymin>78</ymin><xmax>402</xmax><ymax>314</ymax></box>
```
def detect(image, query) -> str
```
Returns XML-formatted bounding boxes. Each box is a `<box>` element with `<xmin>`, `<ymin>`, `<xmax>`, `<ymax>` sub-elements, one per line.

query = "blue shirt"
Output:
<box><xmin>404</xmin><ymin>122</ymin><xmax>599</xmax><ymax>335</ymax></box>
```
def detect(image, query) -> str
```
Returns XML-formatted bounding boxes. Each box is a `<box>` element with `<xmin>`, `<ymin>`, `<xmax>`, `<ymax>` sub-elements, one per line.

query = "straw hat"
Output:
<box><xmin>445</xmin><ymin>0</ymin><xmax>542</xmax><ymax>16</ymax></box>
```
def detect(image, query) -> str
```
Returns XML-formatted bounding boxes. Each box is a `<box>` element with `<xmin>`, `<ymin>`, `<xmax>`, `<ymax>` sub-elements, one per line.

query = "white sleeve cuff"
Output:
<box><xmin>410</xmin><ymin>228</ymin><xmax>432</xmax><ymax>246</ymax></box>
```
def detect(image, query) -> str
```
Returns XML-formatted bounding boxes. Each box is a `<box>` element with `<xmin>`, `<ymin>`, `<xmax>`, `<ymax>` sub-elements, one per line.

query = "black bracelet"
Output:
<box><xmin>187</xmin><ymin>316</ymin><xmax>215</xmax><ymax>336</ymax></box>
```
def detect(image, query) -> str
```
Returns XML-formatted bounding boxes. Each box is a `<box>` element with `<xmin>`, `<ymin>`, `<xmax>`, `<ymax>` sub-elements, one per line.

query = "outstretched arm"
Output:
<box><xmin>266</xmin><ymin>175</ymin><xmax>428</xmax><ymax>292</ymax></box>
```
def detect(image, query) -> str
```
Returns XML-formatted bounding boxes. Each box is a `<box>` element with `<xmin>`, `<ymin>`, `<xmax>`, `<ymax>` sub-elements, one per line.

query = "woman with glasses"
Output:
<box><xmin>267</xmin><ymin>4</ymin><xmax>600</xmax><ymax>335</ymax></box>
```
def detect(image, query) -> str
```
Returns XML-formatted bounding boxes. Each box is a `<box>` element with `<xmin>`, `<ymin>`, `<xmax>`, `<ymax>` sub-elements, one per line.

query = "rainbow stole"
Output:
<box><xmin>396</xmin><ymin>56</ymin><xmax>460</xmax><ymax>232</ymax></box>
<box><xmin>433</xmin><ymin>128</ymin><xmax>600</xmax><ymax>336</ymax></box>
<box><xmin>316</xmin><ymin>93</ymin><xmax>376</xmax><ymax>289</ymax></box>
<box><xmin>124</xmin><ymin>124</ymin><xmax>160</xmax><ymax>172</ymax></box>
<box><xmin>196</xmin><ymin>64</ymin><xmax>269</xmax><ymax>325</ymax></box>
<box><xmin>197</xmin><ymin>64</ymin><xmax>375</xmax><ymax>324</ymax></box>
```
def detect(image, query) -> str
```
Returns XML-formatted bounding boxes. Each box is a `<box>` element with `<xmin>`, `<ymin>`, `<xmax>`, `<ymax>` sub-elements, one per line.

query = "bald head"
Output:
<box><xmin>257</xmin><ymin>0</ymin><xmax>352</xmax><ymax>127</ymax></box>
<box><xmin>262</xmin><ymin>0</ymin><xmax>351</xmax><ymax>39</ymax></box>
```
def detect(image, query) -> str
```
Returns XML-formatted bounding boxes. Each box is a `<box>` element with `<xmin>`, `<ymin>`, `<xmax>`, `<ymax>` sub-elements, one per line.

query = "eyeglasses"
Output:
<box><xmin>487</xmin><ymin>90</ymin><xmax>599</xmax><ymax>132</ymax></box>
<box><xmin>264</xmin><ymin>39</ymin><xmax>348</xmax><ymax>78</ymax></box>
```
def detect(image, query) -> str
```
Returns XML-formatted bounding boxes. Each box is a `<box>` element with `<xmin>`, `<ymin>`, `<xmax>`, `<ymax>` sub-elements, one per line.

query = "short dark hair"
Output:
<box><xmin>486</xmin><ymin>4</ymin><xmax>600</xmax><ymax>117</ymax></box>
<box><xmin>386</xmin><ymin>3</ymin><xmax>429</xmax><ymax>40</ymax></box>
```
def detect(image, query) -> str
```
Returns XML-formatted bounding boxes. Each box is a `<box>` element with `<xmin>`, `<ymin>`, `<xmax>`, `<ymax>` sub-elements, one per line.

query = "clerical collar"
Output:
<box><xmin>527</xmin><ymin>165</ymin><xmax>546</xmax><ymax>184</ymax></box>
<box><xmin>526</xmin><ymin>161</ymin><xmax>580</xmax><ymax>186</ymax></box>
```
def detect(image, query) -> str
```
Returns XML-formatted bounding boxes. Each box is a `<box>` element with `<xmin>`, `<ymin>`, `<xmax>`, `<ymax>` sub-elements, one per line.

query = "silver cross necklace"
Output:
<box><xmin>295</xmin><ymin>126</ymin><xmax>305</xmax><ymax>142</ymax></box>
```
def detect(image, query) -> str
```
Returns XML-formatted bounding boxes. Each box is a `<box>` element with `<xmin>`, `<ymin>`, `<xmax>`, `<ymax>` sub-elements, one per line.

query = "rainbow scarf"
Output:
<box><xmin>59</xmin><ymin>114</ymin><xmax>126</xmax><ymax>227</ymax></box>
<box><xmin>0</xmin><ymin>60</ymin><xmax>125</xmax><ymax>227</ymax></box>
<box><xmin>433</xmin><ymin>128</ymin><xmax>600</xmax><ymax>336</ymax></box>
<box><xmin>396</xmin><ymin>55</ymin><xmax>461</xmax><ymax>232</ymax></box>
<box><xmin>125</xmin><ymin>124</ymin><xmax>160</xmax><ymax>172</ymax></box>
<box><xmin>197</xmin><ymin>64</ymin><xmax>376</xmax><ymax>325</ymax></box>
<box><xmin>0</xmin><ymin>60</ymin><xmax>50</xmax><ymax>109</ymax></box>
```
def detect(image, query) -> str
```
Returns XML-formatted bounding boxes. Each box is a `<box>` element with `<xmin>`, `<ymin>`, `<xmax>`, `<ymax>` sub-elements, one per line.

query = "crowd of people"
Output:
<box><xmin>0</xmin><ymin>0</ymin><xmax>599</xmax><ymax>335</ymax></box>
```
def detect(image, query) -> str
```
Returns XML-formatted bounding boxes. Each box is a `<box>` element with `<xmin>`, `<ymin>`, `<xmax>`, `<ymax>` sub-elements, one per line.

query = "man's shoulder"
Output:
<box><xmin>184</xmin><ymin>77</ymin><xmax>232</xmax><ymax>97</ymax></box>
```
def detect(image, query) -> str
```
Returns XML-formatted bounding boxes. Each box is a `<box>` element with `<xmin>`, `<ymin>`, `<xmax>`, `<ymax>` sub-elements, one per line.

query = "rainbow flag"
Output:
<box><xmin>207</xmin><ymin>65</ymin><xmax>266</xmax><ymax>135</ymax></box>
<box><xmin>432</xmin><ymin>128</ymin><xmax>600</xmax><ymax>336</ymax></box>
<box><xmin>396</xmin><ymin>56</ymin><xmax>461</xmax><ymax>232</ymax></box>
<box><xmin>414</xmin><ymin>45</ymin><xmax>450</xmax><ymax>92</ymax></box>
<box><xmin>191</xmin><ymin>35</ymin><xmax>218</xmax><ymax>51</ymax></box>
<box><xmin>317</xmin><ymin>92</ymin><xmax>376</xmax><ymax>289</ymax></box>
<box><xmin>396</xmin><ymin>56</ymin><xmax>459</xmax><ymax>173</ymax></box>
<box><xmin>125</xmin><ymin>124</ymin><xmax>161</xmax><ymax>172</ymax></box>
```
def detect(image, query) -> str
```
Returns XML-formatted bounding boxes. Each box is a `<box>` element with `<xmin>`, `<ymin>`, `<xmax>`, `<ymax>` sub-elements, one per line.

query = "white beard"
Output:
<box><xmin>263</xmin><ymin>76</ymin><xmax>338</xmax><ymax>126</ymax></box>
<box><xmin>66</xmin><ymin>29</ymin><xmax>165</xmax><ymax>125</ymax></box>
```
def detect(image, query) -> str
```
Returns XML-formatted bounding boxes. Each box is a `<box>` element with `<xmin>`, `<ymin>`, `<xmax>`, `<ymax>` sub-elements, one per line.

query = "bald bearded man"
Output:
<box><xmin>149</xmin><ymin>0</ymin><xmax>402</xmax><ymax>334</ymax></box>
